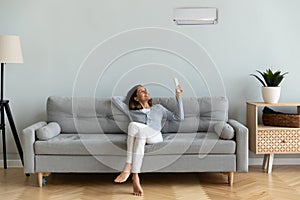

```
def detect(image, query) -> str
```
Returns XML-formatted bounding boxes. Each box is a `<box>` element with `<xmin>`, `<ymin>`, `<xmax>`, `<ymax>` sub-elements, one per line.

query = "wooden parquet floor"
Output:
<box><xmin>1</xmin><ymin>166</ymin><xmax>300</xmax><ymax>200</ymax></box>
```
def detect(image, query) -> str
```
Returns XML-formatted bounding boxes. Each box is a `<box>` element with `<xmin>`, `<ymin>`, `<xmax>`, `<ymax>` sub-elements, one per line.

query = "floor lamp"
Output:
<box><xmin>0</xmin><ymin>35</ymin><xmax>24</xmax><ymax>168</ymax></box>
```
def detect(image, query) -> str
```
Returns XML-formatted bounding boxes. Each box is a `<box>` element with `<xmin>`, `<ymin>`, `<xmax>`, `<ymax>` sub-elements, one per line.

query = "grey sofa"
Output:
<box><xmin>22</xmin><ymin>96</ymin><xmax>248</xmax><ymax>187</ymax></box>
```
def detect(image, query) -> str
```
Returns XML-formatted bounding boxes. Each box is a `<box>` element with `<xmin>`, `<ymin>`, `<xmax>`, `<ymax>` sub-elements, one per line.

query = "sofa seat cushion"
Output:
<box><xmin>34</xmin><ymin>132</ymin><xmax>236</xmax><ymax>156</ymax></box>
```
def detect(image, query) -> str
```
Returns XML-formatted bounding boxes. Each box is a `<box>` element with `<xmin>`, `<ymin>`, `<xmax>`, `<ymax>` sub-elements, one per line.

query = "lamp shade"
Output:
<box><xmin>0</xmin><ymin>35</ymin><xmax>23</xmax><ymax>63</ymax></box>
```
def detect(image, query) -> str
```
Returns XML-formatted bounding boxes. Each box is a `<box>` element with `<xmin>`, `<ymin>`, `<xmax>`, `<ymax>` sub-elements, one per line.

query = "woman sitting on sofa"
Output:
<box><xmin>112</xmin><ymin>84</ymin><xmax>184</xmax><ymax>196</ymax></box>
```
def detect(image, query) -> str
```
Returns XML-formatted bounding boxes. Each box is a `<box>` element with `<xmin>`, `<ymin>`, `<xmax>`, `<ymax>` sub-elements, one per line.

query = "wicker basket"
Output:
<box><xmin>262</xmin><ymin>113</ymin><xmax>300</xmax><ymax>128</ymax></box>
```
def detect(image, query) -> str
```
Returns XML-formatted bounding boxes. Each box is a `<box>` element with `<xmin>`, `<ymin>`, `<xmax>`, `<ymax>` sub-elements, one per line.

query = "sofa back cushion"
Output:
<box><xmin>47</xmin><ymin>96</ymin><xmax>228</xmax><ymax>134</ymax></box>
<box><xmin>47</xmin><ymin>96</ymin><xmax>127</xmax><ymax>134</ymax></box>
<box><xmin>154</xmin><ymin>97</ymin><xmax>228</xmax><ymax>133</ymax></box>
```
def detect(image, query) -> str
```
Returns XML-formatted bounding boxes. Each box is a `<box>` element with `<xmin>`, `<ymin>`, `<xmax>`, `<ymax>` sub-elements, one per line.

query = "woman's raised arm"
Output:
<box><xmin>111</xmin><ymin>96</ymin><xmax>130</xmax><ymax>116</ymax></box>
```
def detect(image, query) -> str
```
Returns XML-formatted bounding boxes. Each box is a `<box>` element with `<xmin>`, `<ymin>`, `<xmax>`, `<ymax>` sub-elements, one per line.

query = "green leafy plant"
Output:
<box><xmin>250</xmin><ymin>68</ymin><xmax>288</xmax><ymax>87</ymax></box>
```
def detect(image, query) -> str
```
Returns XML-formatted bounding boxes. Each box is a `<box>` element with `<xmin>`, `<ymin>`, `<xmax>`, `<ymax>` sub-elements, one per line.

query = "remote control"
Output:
<box><xmin>174</xmin><ymin>77</ymin><xmax>180</xmax><ymax>92</ymax></box>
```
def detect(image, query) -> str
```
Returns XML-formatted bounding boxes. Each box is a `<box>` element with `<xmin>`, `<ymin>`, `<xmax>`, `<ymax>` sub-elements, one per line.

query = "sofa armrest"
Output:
<box><xmin>228</xmin><ymin>119</ymin><xmax>248</xmax><ymax>172</ymax></box>
<box><xmin>22</xmin><ymin>121</ymin><xmax>47</xmax><ymax>174</ymax></box>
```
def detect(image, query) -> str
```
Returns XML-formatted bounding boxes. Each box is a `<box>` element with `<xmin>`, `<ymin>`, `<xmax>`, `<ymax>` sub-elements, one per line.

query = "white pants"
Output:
<box><xmin>127</xmin><ymin>122</ymin><xmax>163</xmax><ymax>173</ymax></box>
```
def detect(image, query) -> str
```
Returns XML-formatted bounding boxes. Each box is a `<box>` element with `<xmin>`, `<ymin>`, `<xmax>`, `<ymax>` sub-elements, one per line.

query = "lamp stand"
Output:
<box><xmin>0</xmin><ymin>63</ymin><xmax>24</xmax><ymax>168</ymax></box>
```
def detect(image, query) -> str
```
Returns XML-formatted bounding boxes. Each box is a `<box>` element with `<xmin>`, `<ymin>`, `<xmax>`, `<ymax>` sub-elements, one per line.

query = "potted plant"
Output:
<box><xmin>250</xmin><ymin>68</ymin><xmax>288</xmax><ymax>103</ymax></box>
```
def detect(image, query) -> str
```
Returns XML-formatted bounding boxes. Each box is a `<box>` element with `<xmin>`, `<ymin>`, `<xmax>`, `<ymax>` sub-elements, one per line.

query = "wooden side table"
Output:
<box><xmin>247</xmin><ymin>102</ymin><xmax>300</xmax><ymax>173</ymax></box>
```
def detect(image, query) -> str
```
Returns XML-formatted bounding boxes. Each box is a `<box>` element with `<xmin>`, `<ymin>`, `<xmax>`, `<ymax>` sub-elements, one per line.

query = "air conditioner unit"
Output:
<box><xmin>173</xmin><ymin>7</ymin><xmax>218</xmax><ymax>25</ymax></box>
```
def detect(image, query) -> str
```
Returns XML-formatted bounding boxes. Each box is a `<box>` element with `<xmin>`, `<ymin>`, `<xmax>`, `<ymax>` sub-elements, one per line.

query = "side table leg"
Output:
<box><xmin>267</xmin><ymin>154</ymin><xmax>274</xmax><ymax>174</ymax></box>
<box><xmin>262</xmin><ymin>154</ymin><xmax>269</xmax><ymax>170</ymax></box>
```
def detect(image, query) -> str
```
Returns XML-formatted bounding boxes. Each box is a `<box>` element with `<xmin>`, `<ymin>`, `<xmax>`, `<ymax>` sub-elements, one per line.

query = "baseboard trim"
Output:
<box><xmin>0</xmin><ymin>159</ymin><xmax>23</xmax><ymax>168</ymax></box>
<box><xmin>1</xmin><ymin>158</ymin><xmax>300</xmax><ymax>168</ymax></box>
<box><xmin>249</xmin><ymin>157</ymin><xmax>300</xmax><ymax>166</ymax></box>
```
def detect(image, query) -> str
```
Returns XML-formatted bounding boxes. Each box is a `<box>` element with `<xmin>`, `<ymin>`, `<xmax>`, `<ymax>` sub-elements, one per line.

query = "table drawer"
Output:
<box><xmin>257</xmin><ymin>129</ymin><xmax>300</xmax><ymax>153</ymax></box>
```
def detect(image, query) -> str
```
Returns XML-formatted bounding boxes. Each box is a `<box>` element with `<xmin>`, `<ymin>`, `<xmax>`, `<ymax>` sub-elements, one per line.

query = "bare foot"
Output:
<box><xmin>132</xmin><ymin>174</ymin><xmax>144</xmax><ymax>196</ymax></box>
<box><xmin>114</xmin><ymin>171</ymin><xmax>131</xmax><ymax>183</ymax></box>
<box><xmin>114</xmin><ymin>163</ymin><xmax>132</xmax><ymax>183</ymax></box>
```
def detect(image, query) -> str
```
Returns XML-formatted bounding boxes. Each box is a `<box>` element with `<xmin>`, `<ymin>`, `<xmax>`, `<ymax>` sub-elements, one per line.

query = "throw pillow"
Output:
<box><xmin>36</xmin><ymin>122</ymin><xmax>61</xmax><ymax>140</ymax></box>
<box><xmin>214</xmin><ymin>122</ymin><xmax>235</xmax><ymax>140</ymax></box>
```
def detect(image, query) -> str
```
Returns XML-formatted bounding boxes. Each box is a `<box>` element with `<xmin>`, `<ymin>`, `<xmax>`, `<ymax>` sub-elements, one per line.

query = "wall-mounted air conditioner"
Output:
<box><xmin>173</xmin><ymin>7</ymin><xmax>218</xmax><ymax>25</ymax></box>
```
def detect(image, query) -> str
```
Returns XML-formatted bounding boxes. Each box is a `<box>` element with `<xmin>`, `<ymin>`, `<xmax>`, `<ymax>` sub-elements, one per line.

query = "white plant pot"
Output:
<box><xmin>261</xmin><ymin>86</ymin><xmax>281</xmax><ymax>103</ymax></box>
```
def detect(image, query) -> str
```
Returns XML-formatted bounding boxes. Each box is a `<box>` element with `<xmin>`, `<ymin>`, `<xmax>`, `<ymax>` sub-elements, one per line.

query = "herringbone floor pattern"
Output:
<box><xmin>0</xmin><ymin>166</ymin><xmax>300</xmax><ymax>200</ymax></box>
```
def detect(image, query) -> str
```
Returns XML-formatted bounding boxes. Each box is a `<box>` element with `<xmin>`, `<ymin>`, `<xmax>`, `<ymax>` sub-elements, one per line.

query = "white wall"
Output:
<box><xmin>1</xmin><ymin>0</ymin><xmax>300</xmax><ymax>162</ymax></box>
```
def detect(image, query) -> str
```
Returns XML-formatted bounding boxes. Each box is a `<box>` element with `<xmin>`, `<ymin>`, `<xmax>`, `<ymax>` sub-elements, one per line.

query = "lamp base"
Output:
<box><xmin>0</xmin><ymin>99</ymin><xmax>24</xmax><ymax>169</ymax></box>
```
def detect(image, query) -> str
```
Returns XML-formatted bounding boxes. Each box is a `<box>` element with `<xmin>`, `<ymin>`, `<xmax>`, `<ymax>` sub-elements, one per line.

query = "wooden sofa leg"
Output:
<box><xmin>38</xmin><ymin>172</ymin><xmax>51</xmax><ymax>187</ymax></box>
<box><xmin>228</xmin><ymin>172</ymin><xmax>234</xmax><ymax>186</ymax></box>
<box><xmin>38</xmin><ymin>172</ymin><xmax>43</xmax><ymax>188</ymax></box>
